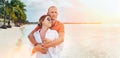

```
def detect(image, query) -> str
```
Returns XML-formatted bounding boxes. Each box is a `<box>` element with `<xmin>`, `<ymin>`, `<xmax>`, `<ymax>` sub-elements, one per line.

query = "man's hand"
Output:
<box><xmin>43</xmin><ymin>38</ymin><xmax>52</xmax><ymax>44</ymax></box>
<box><xmin>42</xmin><ymin>42</ymin><xmax>54</xmax><ymax>48</ymax></box>
<box><xmin>33</xmin><ymin>44</ymin><xmax>48</xmax><ymax>54</ymax></box>
<box><xmin>42</xmin><ymin>43</ymin><xmax>49</xmax><ymax>48</ymax></box>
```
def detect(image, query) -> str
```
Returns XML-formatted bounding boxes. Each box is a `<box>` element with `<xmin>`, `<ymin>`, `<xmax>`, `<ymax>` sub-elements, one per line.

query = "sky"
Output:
<box><xmin>21</xmin><ymin>0</ymin><xmax>120</xmax><ymax>24</ymax></box>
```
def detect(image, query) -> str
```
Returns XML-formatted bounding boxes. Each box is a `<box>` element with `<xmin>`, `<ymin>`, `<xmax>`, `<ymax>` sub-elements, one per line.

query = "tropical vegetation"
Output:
<box><xmin>0</xmin><ymin>0</ymin><xmax>27</xmax><ymax>27</ymax></box>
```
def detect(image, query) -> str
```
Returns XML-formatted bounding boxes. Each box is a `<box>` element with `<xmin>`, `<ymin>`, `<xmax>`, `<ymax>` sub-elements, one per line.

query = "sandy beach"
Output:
<box><xmin>0</xmin><ymin>26</ymin><xmax>26</xmax><ymax>58</ymax></box>
<box><xmin>1</xmin><ymin>24</ymin><xmax>120</xmax><ymax>58</ymax></box>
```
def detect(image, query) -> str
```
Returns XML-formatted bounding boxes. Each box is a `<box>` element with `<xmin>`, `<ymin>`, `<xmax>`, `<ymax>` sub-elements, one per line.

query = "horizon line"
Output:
<box><xmin>63</xmin><ymin>22</ymin><xmax>102</xmax><ymax>24</ymax></box>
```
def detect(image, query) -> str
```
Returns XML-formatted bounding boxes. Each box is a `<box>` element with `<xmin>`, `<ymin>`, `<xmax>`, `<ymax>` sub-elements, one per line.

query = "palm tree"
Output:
<box><xmin>10</xmin><ymin>0</ymin><xmax>26</xmax><ymax>27</ymax></box>
<box><xmin>0</xmin><ymin>0</ymin><xmax>26</xmax><ymax>28</ymax></box>
<box><xmin>0</xmin><ymin>0</ymin><xmax>4</xmax><ymax>18</ymax></box>
<box><xmin>0</xmin><ymin>0</ymin><xmax>7</xmax><ymax>29</ymax></box>
<box><xmin>5</xmin><ymin>0</ymin><xmax>12</xmax><ymax>28</ymax></box>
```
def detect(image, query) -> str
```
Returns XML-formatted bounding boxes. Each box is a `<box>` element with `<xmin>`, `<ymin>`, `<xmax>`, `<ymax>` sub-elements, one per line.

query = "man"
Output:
<box><xmin>28</xmin><ymin>6</ymin><xmax>64</xmax><ymax>54</ymax></box>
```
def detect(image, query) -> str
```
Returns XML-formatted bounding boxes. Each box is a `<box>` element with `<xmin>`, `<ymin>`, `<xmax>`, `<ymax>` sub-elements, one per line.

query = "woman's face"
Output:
<box><xmin>42</xmin><ymin>16</ymin><xmax>52</xmax><ymax>27</ymax></box>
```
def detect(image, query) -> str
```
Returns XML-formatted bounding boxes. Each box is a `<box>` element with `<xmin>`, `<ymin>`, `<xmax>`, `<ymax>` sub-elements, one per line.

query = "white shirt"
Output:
<box><xmin>33</xmin><ymin>29</ymin><xmax>63</xmax><ymax>58</ymax></box>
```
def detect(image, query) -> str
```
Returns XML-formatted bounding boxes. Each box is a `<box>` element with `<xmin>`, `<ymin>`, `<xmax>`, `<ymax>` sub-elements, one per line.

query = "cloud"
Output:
<box><xmin>21</xmin><ymin>0</ymin><xmax>120</xmax><ymax>23</ymax></box>
<box><xmin>21</xmin><ymin>0</ymin><xmax>74</xmax><ymax>22</ymax></box>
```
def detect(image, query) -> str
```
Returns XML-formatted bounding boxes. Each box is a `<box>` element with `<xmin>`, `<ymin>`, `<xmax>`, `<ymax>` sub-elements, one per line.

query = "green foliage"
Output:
<box><xmin>0</xmin><ymin>0</ymin><xmax>27</xmax><ymax>24</ymax></box>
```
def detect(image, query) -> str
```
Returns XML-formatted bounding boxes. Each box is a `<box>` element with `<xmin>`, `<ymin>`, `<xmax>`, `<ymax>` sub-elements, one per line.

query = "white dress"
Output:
<box><xmin>32</xmin><ymin>29</ymin><xmax>63</xmax><ymax>58</ymax></box>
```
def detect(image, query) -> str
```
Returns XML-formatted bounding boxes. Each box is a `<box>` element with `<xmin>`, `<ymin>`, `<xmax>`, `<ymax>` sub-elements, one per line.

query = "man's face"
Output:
<box><xmin>48</xmin><ymin>7</ymin><xmax>58</xmax><ymax>20</ymax></box>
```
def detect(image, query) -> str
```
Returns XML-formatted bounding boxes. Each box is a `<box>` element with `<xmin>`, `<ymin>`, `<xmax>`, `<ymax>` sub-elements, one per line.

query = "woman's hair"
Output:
<box><xmin>38</xmin><ymin>15</ymin><xmax>49</xmax><ymax>27</ymax></box>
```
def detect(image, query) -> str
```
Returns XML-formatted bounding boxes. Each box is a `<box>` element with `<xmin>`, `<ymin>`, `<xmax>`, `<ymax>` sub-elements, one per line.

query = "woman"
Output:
<box><xmin>31</xmin><ymin>15</ymin><xmax>63</xmax><ymax>58</ymax></box>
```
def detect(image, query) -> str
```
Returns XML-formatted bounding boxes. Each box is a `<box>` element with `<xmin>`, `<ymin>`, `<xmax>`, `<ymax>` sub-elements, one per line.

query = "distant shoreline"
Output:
<box><xmin>26</xmin><ymin>22</ymin><xmax>102</xmax><ymax>24</ymax></box>
<box><xmin>63</xmin><ymin>22</ymin><xmax>101</xmax><ymax>24</ymax></box>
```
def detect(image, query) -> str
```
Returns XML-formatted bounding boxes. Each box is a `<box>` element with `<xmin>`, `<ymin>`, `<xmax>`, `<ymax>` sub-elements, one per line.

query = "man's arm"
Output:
<box><xmin>43</xmin><ymin>23</ymin><xmax>64</xmax><ymax>48</ymax></box>
<box><xmin>43</xmin><ymin>32</ymin><xmax>64</xmax><ymax>48</ymax></box>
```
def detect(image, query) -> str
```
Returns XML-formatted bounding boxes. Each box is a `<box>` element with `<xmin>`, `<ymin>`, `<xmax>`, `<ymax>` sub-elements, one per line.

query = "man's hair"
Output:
<box><xmin>48</xmin><ymin>6</ymin><xmax>57</xmax><ymax>11</ymax></box>
<box><xmin>47</xmin><ymin>6</ymin><xmax>57</xmax><ymax>14</ymax></box>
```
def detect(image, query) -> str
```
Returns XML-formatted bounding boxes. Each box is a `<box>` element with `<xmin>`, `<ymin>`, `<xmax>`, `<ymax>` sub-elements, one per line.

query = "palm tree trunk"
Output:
<box><xmin>0</xmin><ymin>0</ymin><xmax>7</xmax><ymax>29</ymax></box>
<box><xmin>7</xmin><ymin>13</ymin><xmax>11</xmax><ymax>28</ymax></box>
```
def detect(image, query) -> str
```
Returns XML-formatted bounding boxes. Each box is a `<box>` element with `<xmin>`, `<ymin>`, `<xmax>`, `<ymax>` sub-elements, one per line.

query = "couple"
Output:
<box><xmin>28</xmin><ymin>6</ymin><xmax>64</xmax><ymax>58</ymax></box>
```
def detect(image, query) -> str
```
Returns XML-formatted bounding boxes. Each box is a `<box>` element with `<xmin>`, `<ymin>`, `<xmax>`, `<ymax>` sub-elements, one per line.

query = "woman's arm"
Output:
<box><xmin>28</xmin><ymin>25</ymin><xmax>40</xmax><ymax>46</ymax></box>
<box><xmin>28</xmin><ymin>29</ymin><xmax>38</xmax><ymax>46</ymax></box>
